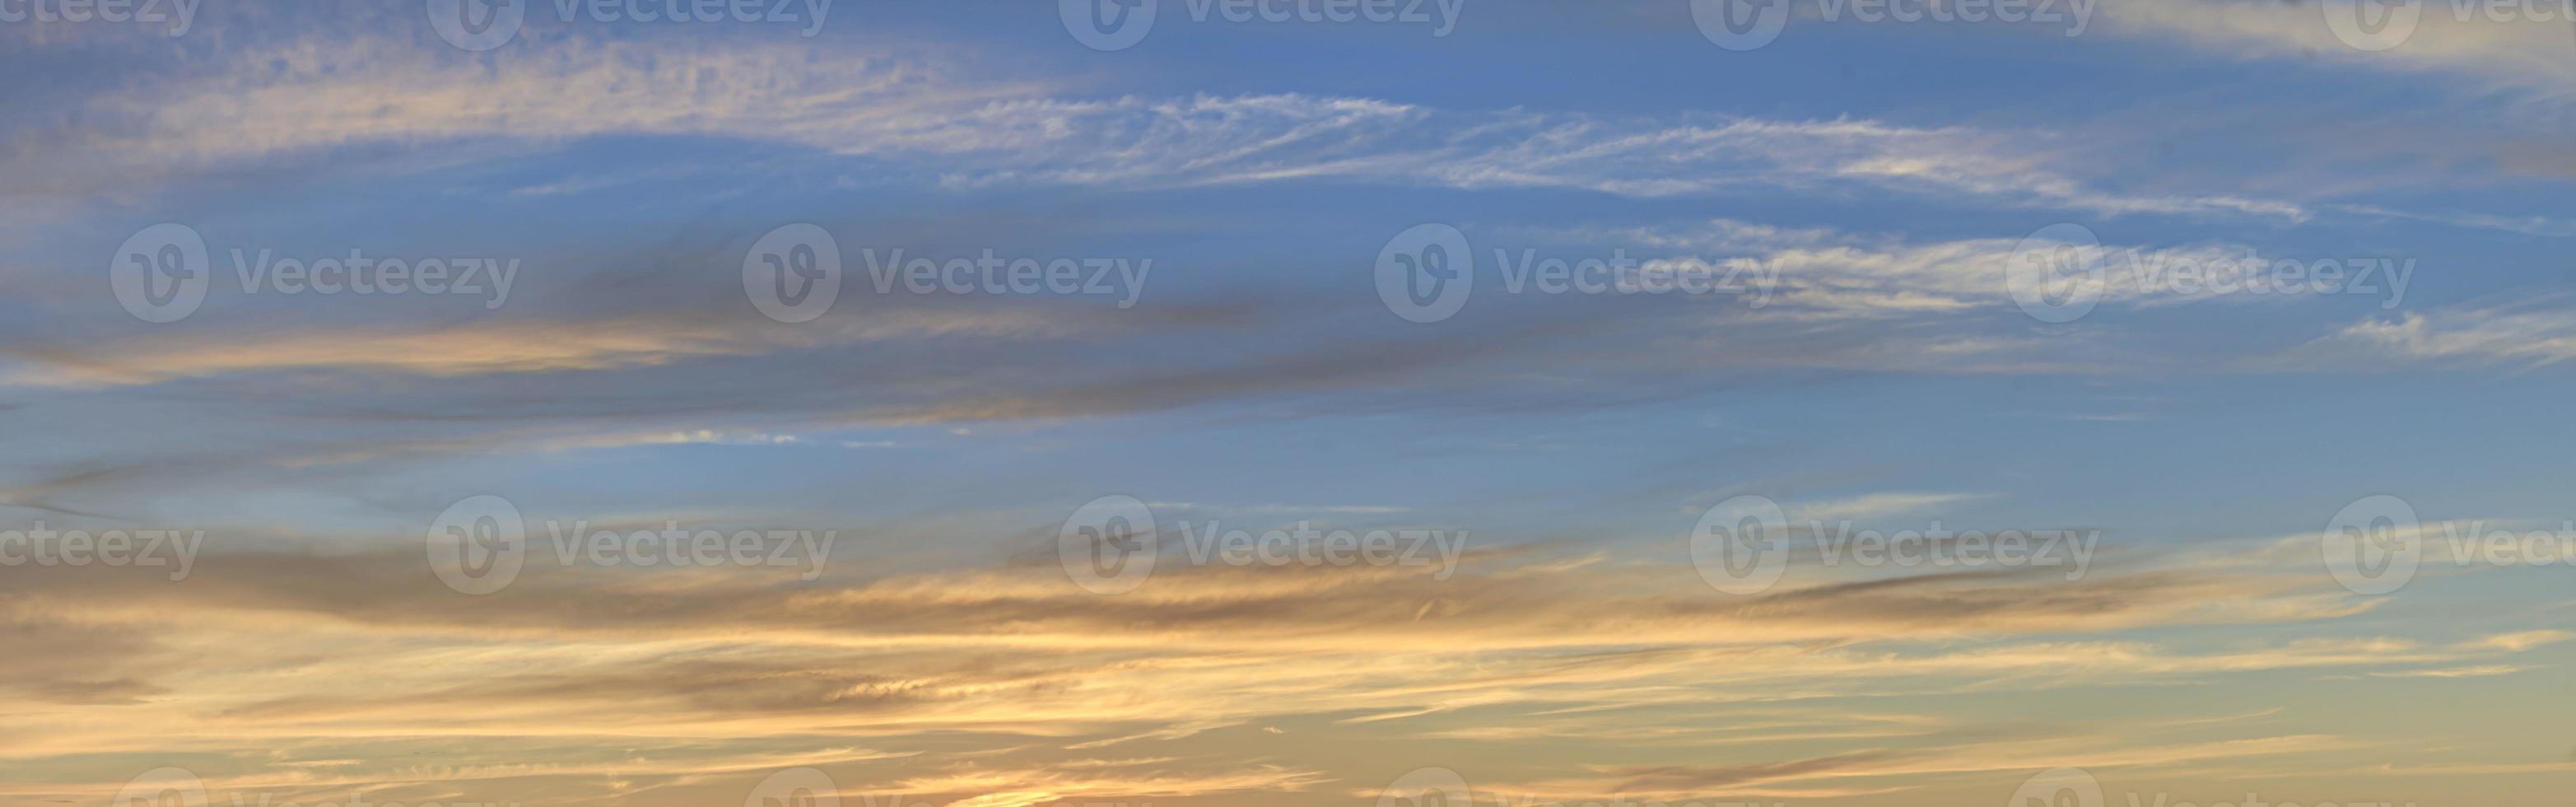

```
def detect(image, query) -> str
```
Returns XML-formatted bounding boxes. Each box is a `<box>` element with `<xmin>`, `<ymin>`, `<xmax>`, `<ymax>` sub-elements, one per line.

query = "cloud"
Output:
<box><xmin>2288</xmin><ymin>301</ymin><xmax>2576</xmax><ymax>367</ymax></box>
<box><xmin>2098</xmin><ymin>0</ymin><xmax>2576</xmax><ymax>93</ymax></box>
<box><xmin>12</xmin><ymin>32</ymin><xmax>2324</xmax><ymax>222</ymax></box>
<box><xmin>0</xmin><ymin>525</ymin><xmax>2520</xmax><ymax>802</ymax></box>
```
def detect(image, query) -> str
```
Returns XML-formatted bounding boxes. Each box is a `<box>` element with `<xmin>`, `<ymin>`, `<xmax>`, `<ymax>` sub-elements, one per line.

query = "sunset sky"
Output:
<box><xmin>3</xmin><ymin>2</ymin><xmax>2575</xmax><ymax>805</ymax></box>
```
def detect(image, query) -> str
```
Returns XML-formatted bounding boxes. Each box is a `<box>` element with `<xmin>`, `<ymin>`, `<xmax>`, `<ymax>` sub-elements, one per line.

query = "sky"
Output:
<box><xmin>2</xmin><ymin>1</ymin><xmax>2575</xmax><ymax>805</ymax></box>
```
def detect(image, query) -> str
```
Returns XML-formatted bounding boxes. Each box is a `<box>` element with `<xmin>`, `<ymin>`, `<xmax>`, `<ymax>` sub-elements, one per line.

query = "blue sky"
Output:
<box><xmin>2</xmin><ymin>1</ymin><xmax>2575</xmax><ymax>805</ymax></box>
